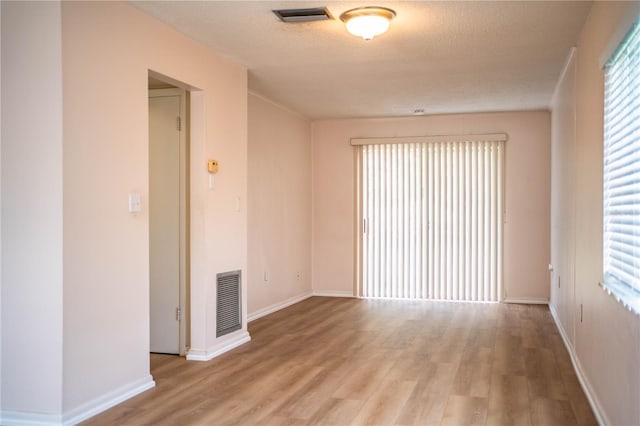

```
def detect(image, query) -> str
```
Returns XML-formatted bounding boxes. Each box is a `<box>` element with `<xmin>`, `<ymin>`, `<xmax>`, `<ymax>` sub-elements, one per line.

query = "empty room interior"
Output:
<box><xmin>2</xmin><ymin>1</ymin><xmax>640</xmax><ymax>425</ymax></box>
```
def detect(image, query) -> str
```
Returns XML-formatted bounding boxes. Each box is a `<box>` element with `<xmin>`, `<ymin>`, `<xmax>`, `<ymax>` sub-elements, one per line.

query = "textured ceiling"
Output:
<box><xmin>131</xmin><ymin>1</ymin><xmax>592</xmax><ymax>119</ymax></box>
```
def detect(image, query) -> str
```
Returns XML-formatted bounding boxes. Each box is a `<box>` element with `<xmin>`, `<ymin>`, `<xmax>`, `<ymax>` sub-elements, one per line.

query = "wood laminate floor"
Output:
<box><xmin>84</xmin><ymin>297</ymin><xmax>597</xmax><ymax>425</ymax></box>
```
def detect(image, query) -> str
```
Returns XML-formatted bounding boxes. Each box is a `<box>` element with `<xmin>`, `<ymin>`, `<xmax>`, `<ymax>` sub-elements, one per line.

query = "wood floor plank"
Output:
<box><xmin>527</xmin><ymin>374</ymin><xmax>568</xmax><ymax>401</ymax></box>
<box><xmin>562</xmin><ymin>373</ymin><xmax>599</xmax><ymax>426</ymax></box>
<box><xmin>331</xmin><ymin>350</ymin><xmax>397</xmax><ymax>400</ymax></box>
<box><xmin>274</xmin><ymin>360</ymin><xmax>355</xmax><ymax>420</ymax></box>
<box><xmin>394</xmin><ymin>390</ymin><xmax>448</xmax><ymax>426</ymax></box>
<box><xmin>486</xmin><ymin>374</ymin><xmax>531</xmax><ymax>425</ymax></box>
<box><xmin>466</xmin><ymin>326</ymin><xmax>497</xmax><ymax>349</ymax></box>
<box><xmin>82</xmin><ymin>297</ymin><xmax>597</xmax><ymax>426</ymax></box>
<box><xmin>416</xmin><ymin>362</ymin><xmax>458</xmax><ymax>397</ymax></box>
<box><xmin>530</xmin><ymin>398</ymin><xmax>578</xmax><ymax>426</ymax></box>
<box><xmin>263</xmin><ymin>415</ymin><xmax>312</xmax><ymax>426</ymax></box>
<box><xmin>523</xmin><ymin>347</ymin><xmax>558</xmax><ymax>377</ymax></box>
<box><xmin>452</xmin><ymin>347</ymin><xmax>493</xmax><ymax>398</ymax></box>
<box><xmin>349</xmin><ymin>378</ymin><xmax>416</xmax><ymax>425</ymax></box>
<box><xmin>307</xmin><ymin>398</ymin><xmax>363</xmax><ymax>426</ymax></box>
<box><xmin>492</xmin><ymin>334</ymin><xmax>526</xmax><ymax>376</ymax></box>
<box><xmin>440</xmin><ymin>395</ymin><xmax>488</xmax><ymax>426</ymax></box>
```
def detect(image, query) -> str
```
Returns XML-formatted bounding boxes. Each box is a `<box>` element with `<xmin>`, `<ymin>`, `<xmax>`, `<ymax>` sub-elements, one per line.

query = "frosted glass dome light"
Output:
<box><xmin>340</xmin><ymin>7</ymin><xmax>396</xmax><ymax>40</ymax></box>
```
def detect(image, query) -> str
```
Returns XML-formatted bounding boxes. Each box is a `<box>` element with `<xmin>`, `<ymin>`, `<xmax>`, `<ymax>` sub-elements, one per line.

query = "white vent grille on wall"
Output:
<box><xmin>216</xmin><ymin>270</ymin><xmax>242</xmax><ymax>337</ymax></box>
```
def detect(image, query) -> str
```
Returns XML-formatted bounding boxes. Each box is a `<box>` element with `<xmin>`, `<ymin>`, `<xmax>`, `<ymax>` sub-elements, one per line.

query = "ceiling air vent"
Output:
<box><xmin>273</xmin><ymin>7</ymin><xmax>333</xmax><ymax>23</ymax></box>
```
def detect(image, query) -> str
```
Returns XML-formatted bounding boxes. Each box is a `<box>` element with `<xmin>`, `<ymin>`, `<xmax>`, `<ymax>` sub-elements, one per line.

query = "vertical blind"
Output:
<box><xmin>603</xmin><ymin>19</ymin><xmax>640</xmax><ymax>294</ymax></box>
<box><xmin>359</xmin><ymin>137</ymin><xmax>504</xmax><ymax>301</ymax></box>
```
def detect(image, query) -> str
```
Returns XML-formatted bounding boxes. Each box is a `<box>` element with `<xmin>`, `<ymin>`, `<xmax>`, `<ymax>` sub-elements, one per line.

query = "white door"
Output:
<box><xmin>149</xmin><ymin>92</ymin><xmax>181</xmax><ymax>354</ymax></box>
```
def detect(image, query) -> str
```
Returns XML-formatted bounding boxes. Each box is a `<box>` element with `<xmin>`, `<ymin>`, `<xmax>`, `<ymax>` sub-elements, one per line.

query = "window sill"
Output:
<box><xmin>599</xmin><ymin>280</ymin><xmax>640</xmax><ymax>317</ymax></box>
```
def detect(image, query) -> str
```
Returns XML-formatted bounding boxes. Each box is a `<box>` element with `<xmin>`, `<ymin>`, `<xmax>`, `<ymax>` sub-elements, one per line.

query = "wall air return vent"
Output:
<box><xmin>273</xmin><ymin>7</ymin><xmax>333</xmax><ymax>23</ymax></box>
<box><xmin>216</xmin><ymin>270</ymin><xmax>242</xmax><ymax>338</ymax></box>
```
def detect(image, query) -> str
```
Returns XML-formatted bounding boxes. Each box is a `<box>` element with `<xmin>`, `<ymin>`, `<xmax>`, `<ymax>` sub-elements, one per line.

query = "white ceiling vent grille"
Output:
<box><xmin>216</xmin><ymin>270</ymin><xmax>242</xmax><ymax>338</ymax></box>
<box><xmin>273</xmin><ymin>7</ymin><xmax>333</xmax><ymax>23</ymax></box>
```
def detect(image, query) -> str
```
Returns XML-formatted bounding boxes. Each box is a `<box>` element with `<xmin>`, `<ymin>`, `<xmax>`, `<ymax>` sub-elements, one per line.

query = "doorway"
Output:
<box><xmin>149</xmin><ymin>84</ymin><xmax>189</xmax><ymax>355</ymax></box>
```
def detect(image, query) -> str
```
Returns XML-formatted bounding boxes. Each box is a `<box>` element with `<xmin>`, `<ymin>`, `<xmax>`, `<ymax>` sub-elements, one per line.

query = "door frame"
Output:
<box><xmin>149</xmin><ymin>87</ymin><xmax>189</xmax><ymax>355</ymax></box>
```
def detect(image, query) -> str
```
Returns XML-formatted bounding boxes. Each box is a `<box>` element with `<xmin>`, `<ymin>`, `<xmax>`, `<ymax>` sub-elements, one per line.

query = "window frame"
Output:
<box><xmin>601</xmin><ymin>17</ymin><xmax>640</xmax><ymax>316</ymax></box>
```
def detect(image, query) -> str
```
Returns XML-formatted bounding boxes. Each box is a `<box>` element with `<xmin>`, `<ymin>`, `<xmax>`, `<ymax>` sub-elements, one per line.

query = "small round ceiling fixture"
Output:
<box><xmin>340</xmin><ymin>6</ymin><xmax>396</xmax><ymax>40</ymax></box>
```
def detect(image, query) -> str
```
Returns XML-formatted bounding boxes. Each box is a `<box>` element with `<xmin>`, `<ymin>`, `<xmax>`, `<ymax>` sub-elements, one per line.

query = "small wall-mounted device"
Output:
<box><xmin>207</xmin><ymin>160</ymin><xmax>218</xmax><ymax>190</ymax></box>
<box><xmin>128</xmin><ymin>193</ymin><xmax>141</xmax><ymax>213</ymax></box>
<box><xmin>208</xmin><ymin>160</ymin><xmax>219</xmax><ymax>174</ymax></box>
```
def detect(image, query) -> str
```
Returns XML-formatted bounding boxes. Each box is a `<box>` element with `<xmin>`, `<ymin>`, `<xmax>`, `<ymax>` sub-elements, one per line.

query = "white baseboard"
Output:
<box><xmin>186</xmin><ymin>330</ymin><xmax>251</xmax><ymax>361</ymax></box>
<box><xmin>312</xmin><ymin>290</ymin><xmax>355</xmax><ymax>298</ymax></box>
<box><xmin>549</xmin><ymin>304</ymin><xmax>609</xmax><ymax>426</ymax></box>
<box><xmin>247</xmin><ymin>291</ymin><xmax>313</xmax><ymax>322</ymax></box>
<box><xmin>63</xmin><ymin>374</ymin><xmax>155</xmax><ymax>425</ymax></box>
<box><xmin>503</xmin><ymin>297</ymin><xmax>549</xmax><ymax>304</ymax></box>
<box><xmin>1</xmin><ymin>375</ymin><xmax>155</xmax><ymax>426</ymax></box>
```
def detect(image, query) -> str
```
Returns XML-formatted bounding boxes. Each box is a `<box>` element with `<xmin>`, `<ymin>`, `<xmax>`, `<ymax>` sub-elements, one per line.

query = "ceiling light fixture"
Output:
<box><xmin>340</xmin><ymin>6</ymin><xmax>396</xmax><ymax>40</ymax></box>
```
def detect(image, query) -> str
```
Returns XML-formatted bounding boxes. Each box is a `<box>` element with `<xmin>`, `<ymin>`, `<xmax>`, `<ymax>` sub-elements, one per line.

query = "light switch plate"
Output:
<box><xmin>128</xmin><ymin>193</ymin><xmax>141</xmax><ymax>213</ymax></box>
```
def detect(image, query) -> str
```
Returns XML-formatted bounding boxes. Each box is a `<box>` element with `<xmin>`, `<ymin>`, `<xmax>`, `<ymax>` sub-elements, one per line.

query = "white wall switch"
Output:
<box><xmin>128</xmin><ymin>193</ymin><xmax>141</xmax><ymax>213</ymax></box>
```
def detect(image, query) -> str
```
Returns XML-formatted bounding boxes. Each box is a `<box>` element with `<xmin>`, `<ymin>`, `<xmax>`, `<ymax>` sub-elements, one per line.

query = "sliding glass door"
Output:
<box><xmin>357</xmin><ymin>136</ymin><xmax>505</xmax><ymax>301</ymax></box>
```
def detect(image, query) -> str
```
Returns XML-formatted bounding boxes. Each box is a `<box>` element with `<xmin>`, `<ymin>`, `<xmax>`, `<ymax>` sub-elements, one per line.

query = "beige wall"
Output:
<box><xmin>312</xmin><ymin>112</ymin><xmax>551</xmax><ymax>301</ymax></box>
<box><xmin>1</xmin><ymin>1</ymin><xmax>64</xmax><ymax>417</ymax></box>
<box><xmin>5</xmin><ymin>0</ymin><xmax>248</xmax><ymax>418</ymax></box>
<box><xmin>62</xmin><ymin>0</ymin><xmax>248</xmax><ymax>413</ymax></box>
<box><xmin>247</xmin><ymin>94</ymin><xmax>312</xmax><ymax>316</ymax></box>
<box><xmin>550</xmin><ymin>2</ymin><xmax>640</xmax><ymax>425</ymax></box>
